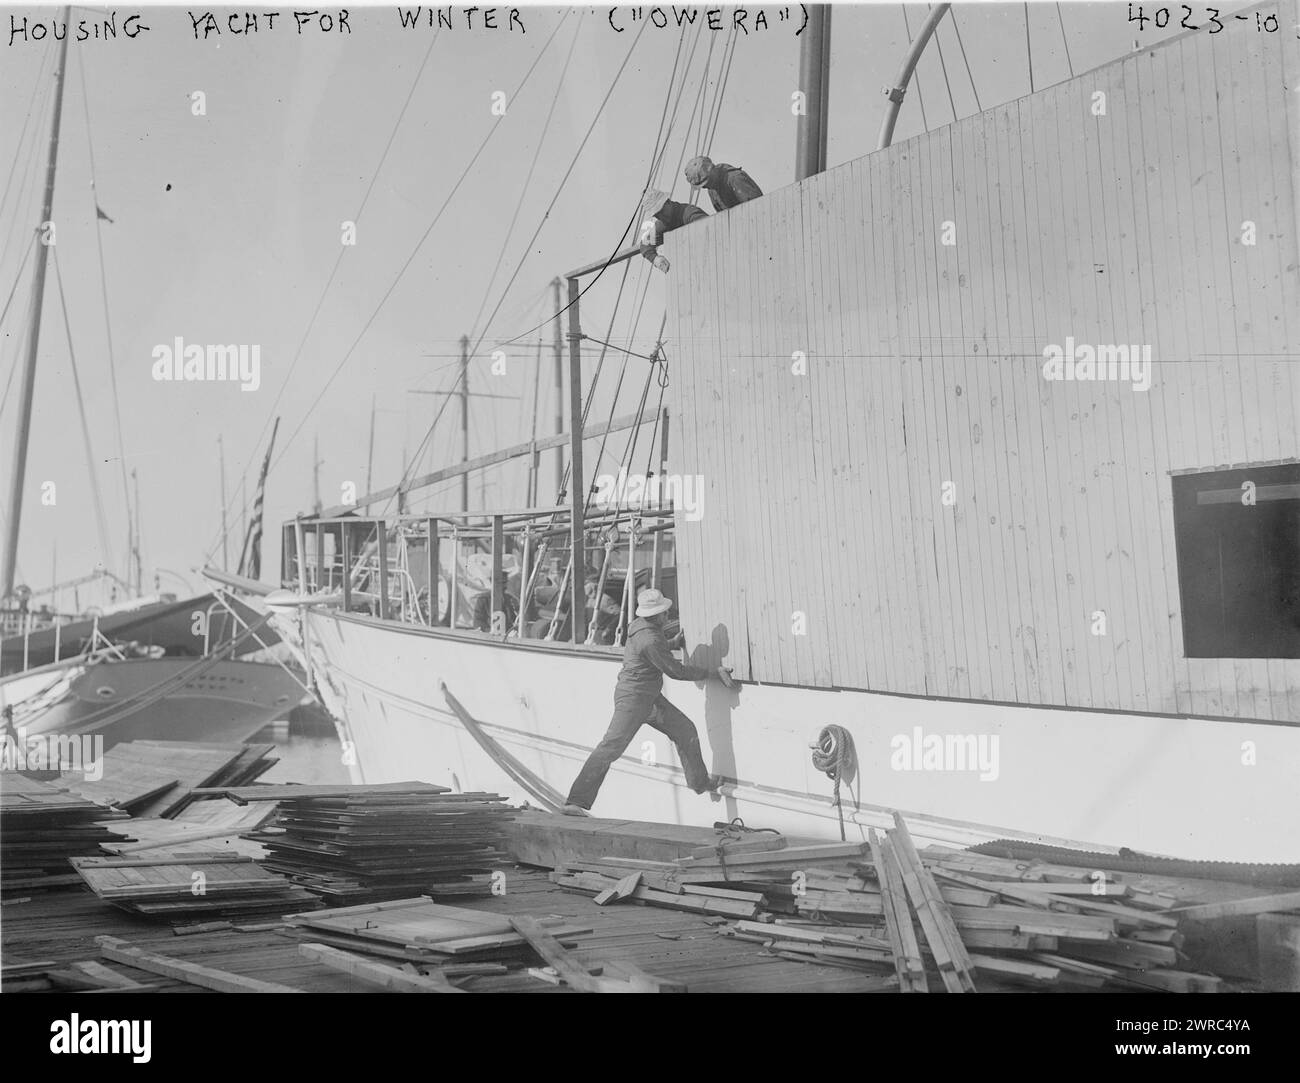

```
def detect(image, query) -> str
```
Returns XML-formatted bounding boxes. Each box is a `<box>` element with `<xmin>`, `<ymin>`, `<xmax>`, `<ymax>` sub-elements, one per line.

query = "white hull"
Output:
<box><xmin>286</xmin><ymin>608</ymin><xmax>1300</xmax><ymax>863</ymax></box>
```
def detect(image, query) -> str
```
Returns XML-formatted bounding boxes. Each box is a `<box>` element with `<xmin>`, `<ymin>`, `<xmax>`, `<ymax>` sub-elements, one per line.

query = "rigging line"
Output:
<box><xmin>693</xmin><ymin>28</ymin><xmax>720</xmax><ymax>159</ymax></box>
<box><xmin>210</xmin><ymin>14</ymin><xmax>571</xmax><ymax>555</ymax></box>
<box><xmin>929</xmin><ymin>5</ymin><xmax>958</xmax><ymax>124</ymax></box>
<box><xmin>77</xmin><ymin>46</ymin><xmax>133</xmax><ymax>570</ymax></box>
<box><xmin>219</xmin><ymin>27</ymin><xmax>446</xmax><ymax>538</ymax></box>
<box><xmin>703</xmin><ymin>24</ymin><xmax>740</xmax><ymax>155</ymax></box>
<box><xmin>901</xmin><ymin>5</ymin><xmax>930</xmax><ymax>133</ymax></box>
<box><xmin>645</xmin><ymin>17</ymin><xmax>690</xmax><ymax>188</ymax></box>
<box><xmin>0</xmin><ymin>46</ymin><xmax>52</xmax><ymax>229</ymax></box>
<box><xmin>475</xmin><ymin>14</ymin><xmax>653</xmax><ymax>354</ymax></box>
<box><xmin>0</xmin><ymin>238</ymin><xmax>36</xmax><ymax>342</ymax></box>
<box><xmin>466</xmin><ymin>12</ymin><xmax>583</xmax><ymax>348</ymax></box>
<box><xmin>51</xmin><ymin>248</ymin><xmax>116</xmax><ymax>572</ymax></box>
<box><xmin>596</xmin><ymin>319</ymin><xmax>663</xmax><ymax>517</ymax></box>
<box><xmin>1055</xmin><ymin>2</ymin><xmax>1075</xmax><ymax>79</ymax></box>
<box><xmin>0</xmin><ymin>67</ymin><xmax>55</xmax><ymax>275</ymax></box>
<box><xmin>653</xmin><ymin>16</ymin><xmax>707</xmax><ymax>193</ymax></box>
<box><xmin>1024</xmin><ymin>2</ymin><xmax>1035</xmax><ymax>94</ymax></box>
<box><xmin>950</xmin><ymin>6</ymin><xmax>982</xmax><ymax>113</ymax></box>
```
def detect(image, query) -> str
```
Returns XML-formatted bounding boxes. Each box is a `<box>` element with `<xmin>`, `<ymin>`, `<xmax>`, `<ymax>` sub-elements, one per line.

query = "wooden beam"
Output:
<box><xmin>299</xmin><ymin>943</ymin><xmax>464</xmax><ymax>993</ymax></box>
<box><xmin>318</xmin><ymin>408</ymin><xmax>658</xmax><ymax>518</ymax></box>
<box><xmin>1174</xmin><ymin>892</ymin><xmax>1300</xmax><ymax>922</ymax></box>
<box><xmin>97</xmin><ymin>936</ymin><xmax>303</xmax><ymax>993</ymax></box>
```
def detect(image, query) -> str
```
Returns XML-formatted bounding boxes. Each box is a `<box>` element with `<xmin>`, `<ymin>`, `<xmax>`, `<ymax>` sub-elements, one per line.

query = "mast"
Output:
<box><xmin>218</xmin><ymin>434</ymin><xmax>229</xmax><ymax>571</ymax></box>
<box><xmin>130</xmin><ymin>468</ymin><xmax>142</xmax><ymax>595</ymax></box>
<box><xmin>312</xmin><ymin>433</ymin><xmax>322</xmax><ymax>515</ymax></box>
<box><xmin>794</xmin><ymin>5</ymin><xmax>831</xmax><ymax>180</ymax></box>
<box><xmin>3</xmin><ymin>9</ymin><xmax>71</xmax><ymax>598</ymax></box>
<box><xmin>459</xmin><ymin>334</ymin><xmax>470</xmax><ymax>513</ymax></box>
<box><xmin>551</xmin><ymin>276</ymin><xmax>564</xmax><ymax>498</ymax></box>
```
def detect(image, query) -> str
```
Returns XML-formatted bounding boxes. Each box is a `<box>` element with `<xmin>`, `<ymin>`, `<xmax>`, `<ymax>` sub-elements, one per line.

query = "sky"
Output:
<box><xmin>0</xmin><ymin>0</ymin><xmax>1205</xmax><ymax>606</ymax></box>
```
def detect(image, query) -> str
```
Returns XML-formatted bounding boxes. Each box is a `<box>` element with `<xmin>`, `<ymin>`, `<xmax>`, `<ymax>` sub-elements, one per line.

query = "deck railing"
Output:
<box><xmin>282</xmin><ymin>502</ymin><xmax>676</xmax><ymax>647</ymax></box>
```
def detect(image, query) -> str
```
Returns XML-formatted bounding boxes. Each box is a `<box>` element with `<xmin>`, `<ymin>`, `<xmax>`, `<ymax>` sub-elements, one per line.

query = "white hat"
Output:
<box><xmin>635</xmin><ymin>588</ymin><xmax>673</xmax><ymax>618</ymax></box>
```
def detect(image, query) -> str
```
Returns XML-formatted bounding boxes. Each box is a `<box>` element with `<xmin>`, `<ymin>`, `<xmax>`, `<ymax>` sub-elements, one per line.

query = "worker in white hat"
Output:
<box><xmin>563</xmin><ymin>587</ymin><xmax>735</xmax><ymax>815</ymax></box>
<box><xmin>683</xmin><ymin>155</ymin><xmax>763</xmax><ymax>212</ymax></box>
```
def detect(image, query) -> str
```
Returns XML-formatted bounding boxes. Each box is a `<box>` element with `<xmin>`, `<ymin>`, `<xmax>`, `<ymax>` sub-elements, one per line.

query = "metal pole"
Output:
<box><xmin>877</xmin><ymin>3</ymin><xmax>951</xmax><ymax>151</ymax></box>
<box><xmin>794</xmin><ymin>4</ymin><xmax>831</xmax><ymax>180</ymax></box>
<box><xmin>551</xmin><ymin>276</ymin><xmax>564</xmax><ymax>499</ymax></box>
<box><xmin>2</xmin><ymin>10</ymin><xmax>71</xmax><ymax>599</ymax></box>
<box><xmin>566</xmin><ymin>278</ymin><xmax>586</xmax><ymax>643</ymax></box>
<box><xmin>459</xmin><ymin>334</ymin><xmax>470</xmax><ymax>513</ymax></box>
<box><xmin>365</xmin><ymin>393</ymin><xmax>376</xmax><ymax>497</ymax></box>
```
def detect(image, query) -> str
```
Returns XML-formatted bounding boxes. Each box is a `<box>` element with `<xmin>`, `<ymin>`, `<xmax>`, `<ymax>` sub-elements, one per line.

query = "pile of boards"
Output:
<box><xmin>284</xmin><ymin>898</ymin><xmax>589</xmax><ymax>962</ymax></box>
<box><xmin>0</xmin><ymin>773</ymin><xmax>128</xmax><ymax>893</ymax></box>
<box><xmin>69</xmin><ymin>851</ymin><xmax>319</xmax><ymax>924</ymax></box>
<box><xmin>98</xmin><ymin>796</ymin><xmax>279</xmax><ymax>861</ymax></box>
<box><xmin>190</xmin><ymin>782</ymin><xmax>516</xmax><ymax>903</ymax></box>
<box><xmin>549</xmin><ymin>812</ymin><xmax>1232</xmax><ymax>993</ymax></box>
<box><xmin>282</xmin><ymin>897</ymin><xmax>680</xmax><ymax>992</ymax></box>
<box><xmin>60</xmin><ymin>740</ymin><xmax>277</xmax><ymax>817</ymax></box>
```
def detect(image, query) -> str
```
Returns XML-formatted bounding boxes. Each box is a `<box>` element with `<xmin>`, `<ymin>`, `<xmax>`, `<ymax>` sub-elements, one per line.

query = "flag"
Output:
<box><xmin>95</xmin><ymin>205</ymin><xmax>114</xmax><ymax>224</ymax></box>
<box><xmin>238</xmin><ymin>418</ymin><xmax>279</xmax><ymax>581</ymax></box>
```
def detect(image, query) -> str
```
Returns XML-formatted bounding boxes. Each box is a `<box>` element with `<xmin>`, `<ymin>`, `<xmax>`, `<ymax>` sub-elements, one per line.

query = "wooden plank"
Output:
<box><xmin>889</xmin><ymin>815</ymin><xmax>976</xmax><ymax>991</ymax></box>
<box><xmin>593</xmin><ymin>871</ymin><xmax>641</xmax><ymax>906</ymax></box>
<box><xmin>299</xmin><ymin>943</ymin><xmax>464</xmax><ymax>993</ymax></box>
<box><xmin>872</xmin><ymin>830</ymin><xmax>926</xmax><ymax>993</ymax></box>
<box><xmin>508</xmin><ymin>916</ymin><xmax>628</xmax><ymax>994</ymax></box>
<box><xmin>97</xmin><ymin>936</ymin><xmax>303</xmax><ymax>993</ymax></box>
<box><xmin>191</xmin><ymin>781</ymin><xmax>450</xmax><ymax>803</ymax></box>
<box><xmin>1174</xmin><ymin>892</ymin><xmax>1300</xmax><ymax>922</ymax></box>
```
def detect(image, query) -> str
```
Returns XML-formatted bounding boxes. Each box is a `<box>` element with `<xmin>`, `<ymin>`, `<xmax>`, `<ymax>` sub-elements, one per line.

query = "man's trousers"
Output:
<box><xmin>565</xmin><ymin>694</ymin><xmax>711</xmax><ymax>810</ymax></box>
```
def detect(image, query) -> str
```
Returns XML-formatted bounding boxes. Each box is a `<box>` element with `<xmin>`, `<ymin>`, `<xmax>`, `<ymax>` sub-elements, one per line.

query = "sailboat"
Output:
<box><xmin>242</xmin><ymin>4</ymin><xmax>1297</xmax><ymax>863</ymax></box>
<box><xmin>0</xmin><ymin>12</ymin><xmax>306</xmax><ymax>751</ymax></box>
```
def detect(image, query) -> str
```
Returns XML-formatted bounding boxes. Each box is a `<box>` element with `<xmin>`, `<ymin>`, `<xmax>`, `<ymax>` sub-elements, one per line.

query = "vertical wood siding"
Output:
<box><xmin>668</xmin><ymin>17</ymin><xmax>1300</xmax><ymax>721</ymax></box>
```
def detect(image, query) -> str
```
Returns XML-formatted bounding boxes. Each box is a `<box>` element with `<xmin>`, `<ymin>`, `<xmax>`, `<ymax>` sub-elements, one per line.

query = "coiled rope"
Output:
<box><xmin>810</xmin><ymin>725</ymin><xmax>858</xmax><ymax>841</ymax></box>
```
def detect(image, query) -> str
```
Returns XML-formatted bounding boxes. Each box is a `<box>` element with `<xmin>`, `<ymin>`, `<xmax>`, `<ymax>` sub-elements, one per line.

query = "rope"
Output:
<box><xmin>811</xmin><ymin>724</ymin><xmax>858</xmax><ymax>841</ymax></box>
<box><xmin>206</xmin><ymin>28</ymin><xmax>448</xmax><ymax>563</ymax></box>
<box><xmin>77</xmin><ymin>47</ymin><xmax>133</xmax><ymax>578</ymax></box>
<box><xmin>253</xmin><ymin>12</ymin><xmax>572</xmax><ymax>529</ymax></box>
<box><xmin>52</xmin><ymin>249</ymin><xmax>116</xmax><ymax>572</ymax></box>
<box><xmin>1024</xmin><ymin>2</ymin><xmax>1035</xmax><ymax>94</ymax></box>
<box><xmin>1055</xmin><ymin>3</ymin><xmax>1075</xmax><ymax>79</ymax></box>
<box><xmin>900</xmin><ymin>6</ymin><xmax>930</xmax><ymax>133</ymax></box>
<box><xmin>950</xmin><ymin>8</ymin><xmax>982</xmax><ymax>113</ymax></box>
<box><xmin>929</xmin><ymin>4</ymin><xmax>958</xmax><ymax>123</ymax></box>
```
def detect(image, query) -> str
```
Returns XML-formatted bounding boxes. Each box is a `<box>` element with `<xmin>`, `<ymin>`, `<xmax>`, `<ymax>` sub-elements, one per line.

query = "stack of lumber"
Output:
<box><xmin>548</xmin><ymin>839</ymin><xmax>878</xmax><ymax>919</ymax></box>
<box><xmin>196</xmin><ymin>782</ymin><xmax>515</xmax><ymax>903</ymax></box>
<box><xmin>70</xmin><ymin>852</ymin><xmax>319</xmax><ymax>923</ymax></box>
<box><xmin>530</xmin><ymin>810</ymin><xmax>1246</xmax><ymax>992</ymax></box>
<box><xmin>718</xmin><ymin>817</ymin><xmax>1225</xmax><ymax>992</ymax></box>
<box><xmin>0</xmin><ymin>773</ymin><xmax>128</xmax><ymax>893</ymax></box>
<box><xmin>58</xmin><ymin>741</ymin><xmax>277</xmax><ymax>818</ymax></box>
<box><xmin>97</xmin><ymin>800</ymin><xmax>277</xmax><ymax>861</ymax></box>
<box><xmin>283</xmin><ymin>898</ymin><xmax>592</xmax><ymax>962</ymax></box>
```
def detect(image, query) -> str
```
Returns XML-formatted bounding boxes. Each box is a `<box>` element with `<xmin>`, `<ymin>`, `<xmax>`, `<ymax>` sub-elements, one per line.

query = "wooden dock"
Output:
<box><xmin>2</xmin><ymin>867</ymin><xmax>894</xmax><ymax>994</ymax></box>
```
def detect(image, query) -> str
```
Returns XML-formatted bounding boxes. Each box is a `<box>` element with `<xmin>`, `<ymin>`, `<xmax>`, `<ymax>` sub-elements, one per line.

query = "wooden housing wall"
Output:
<box><xmin>667</xmin><ymin>12</ymin><xmax>1300</xmax><ymax>721</ymax></box>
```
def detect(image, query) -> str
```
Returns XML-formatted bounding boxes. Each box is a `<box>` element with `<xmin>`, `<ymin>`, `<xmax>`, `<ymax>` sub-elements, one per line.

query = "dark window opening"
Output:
<box><xmin>1172</xmin><ymin>463</ymin><xmax>1300</xmax><ymax>659</ymax></box>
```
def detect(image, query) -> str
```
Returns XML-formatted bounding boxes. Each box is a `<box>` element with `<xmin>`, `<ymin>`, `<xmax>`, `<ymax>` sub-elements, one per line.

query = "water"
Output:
<box><xmin>248</xmin><ymin>721</ymin><xmax>349</xmax><ymax>785</ymax></box>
